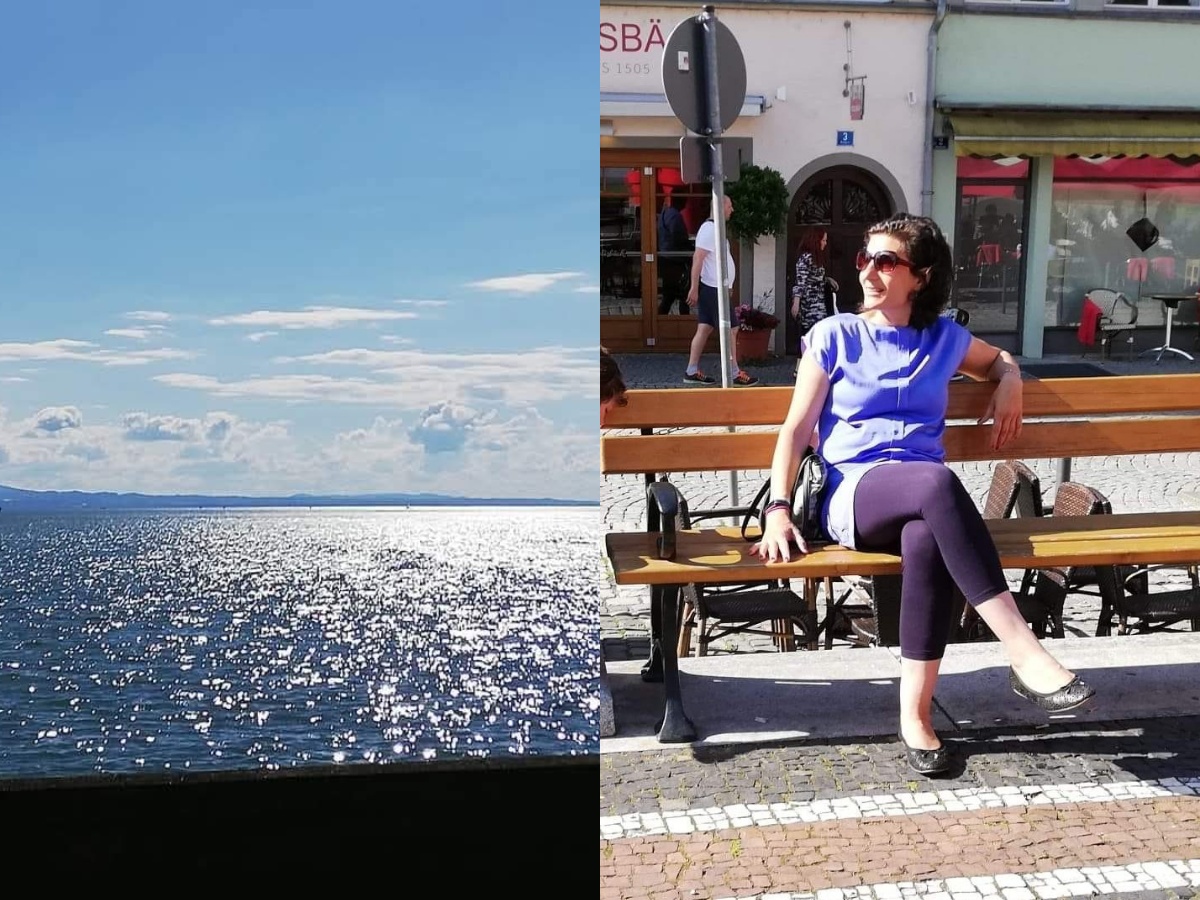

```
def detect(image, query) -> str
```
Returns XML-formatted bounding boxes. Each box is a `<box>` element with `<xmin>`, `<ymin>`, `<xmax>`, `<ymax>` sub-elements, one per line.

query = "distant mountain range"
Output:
<box><xmin>0</xmin><ymin>484</ymin><xmax>597</xmax><ymax>511</ymax></box>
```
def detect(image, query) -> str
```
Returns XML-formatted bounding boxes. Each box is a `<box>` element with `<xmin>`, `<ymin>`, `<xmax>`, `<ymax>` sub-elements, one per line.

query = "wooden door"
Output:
<box><xmin>601</xmin><ymin>147</ymin><xmax>741</xmax><ymax>352</ymax></box>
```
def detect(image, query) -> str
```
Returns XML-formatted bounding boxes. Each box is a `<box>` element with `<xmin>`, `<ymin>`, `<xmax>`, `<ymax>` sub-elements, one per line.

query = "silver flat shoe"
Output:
<box><xmin>1009</xmin><ymin>668</ymin><xmax>1095</xmax><ymax>712</ymax></box>
<box><xmin>897</xmin><ymin>731</ymin><xmax>952</xmax><ymax>777</ymax></box>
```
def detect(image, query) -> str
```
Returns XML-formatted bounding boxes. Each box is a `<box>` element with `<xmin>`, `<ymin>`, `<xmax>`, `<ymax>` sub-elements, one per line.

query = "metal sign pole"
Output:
<box><xmin>701</xmin><ymin>8</ymin><xmax>732</xmax><ymax>392</ymax></box>
<box><xmin>699</xmin><ymin>5</ymin><xmax>739</xmax><ymax>511</ymax></box>
<box><xmin>1057</xmin><ymin>457</ymin><xmax>1071</xmax><ymax>485</ymax></box>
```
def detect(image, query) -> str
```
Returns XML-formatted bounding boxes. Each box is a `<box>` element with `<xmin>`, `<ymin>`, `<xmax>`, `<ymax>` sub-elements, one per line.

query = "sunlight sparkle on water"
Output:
<box><xmin>0</xmin><ymin>507</ymin><xmax>599</xmax><ymax>777</ymax></box>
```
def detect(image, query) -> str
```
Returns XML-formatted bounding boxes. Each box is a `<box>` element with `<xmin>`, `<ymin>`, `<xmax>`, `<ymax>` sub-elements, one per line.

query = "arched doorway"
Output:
<box><xmin>785</xmin><ymin>167</ymin><xmax>893</xmax><ymax>354</ymax></box>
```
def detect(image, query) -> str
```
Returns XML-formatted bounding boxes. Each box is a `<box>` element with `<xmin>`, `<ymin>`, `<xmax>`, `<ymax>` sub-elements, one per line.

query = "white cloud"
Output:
<box><xmin>0</xmin><ymin>339</ymin><xmax>95</xmax><ymax>360</ymax></box>
<box><xmin>99</xmin><ymin>348</ymin><xmax>197</xmax><ymax>367</ymax></box>
<box><xmin>155</xmin><ymin>346</ymin><xmax>594</xmax><ymax>410</ymax></box>
<box><xmin>379</xmin><ymin>336</ymin><xmax>413</xmax><ymax>345</ymax></box>
<box><xmin>466</xmin><ymin>272</ymin><xmax>584</xmax><ymax>294</ymax></box>
<box><xmin>0</xmin><ymin>410</ymin><xmax>297</xmax><ymax>494</ymax></box>
<box><xmin>209</xmin><ymin>306</ymin><xmax>418</xmax><ymax>329</ymax></box>
<box><xmin>105</xmin><ymin>327</ymin><xmax>162</xmax><ymax>340</ymax></box>
<box><xmin>126</xmin><ymin>310</ymin><xmax>173</xmax><ymax>322</ymax></box>
<box><xmin>28</xmin><ymin>406</ymin><xmax>83</xmax><ymax>434</ymax></box>
<box><xmin>0</xmin><ymin>340</ymin><xmax>196</xmax><ymax>367</ymax></box>
<box><xmin>320</xmin><ymin>408</ymin><xmax>594</xmax><ymax>499</ymax></box>
<box><xmin>0</xmin><ymin>377</ymin><xmax>29</xmax><ymax>383</ymax></box>
<box><xmin>62</xmin><ymin>442</ymin><xmax>106</xmax><ymax>462</ymax></box>
<box><xmin>408</xmin><ymin>401</ymin><xmax>487</xmax><ymax>453</ymax></box>
<box><xmin>573</xmin><ymin>284</ymin><xmax>599</xmax><ymax>294</ymax></box>
<box><xmin>121</xmin><ymin>411</ymin><xmax>239</xmax><ymax>444</ymax></box>
<box><xmin>122</xmin><ymin>412</ymin><xmax>200</xmax><ymax>442</ymax></box>
<box><xmin>154</xmin><ymin>372</ymin><xmax>384</xmax><ymax>405</ymax></box>
<box><xmin>0</xmin><ymin>400</ymin><xmax>596</xmax><ymax>499</ymax></box>
<box><xmin>247</xmin><ymin>332</ymin><xmax>277</xmax><ymax>342</ymax></box>
<box><xmin>396</xmin><ymin>299</ymin><xmax>448</xmax><ymax>307</ymax></box>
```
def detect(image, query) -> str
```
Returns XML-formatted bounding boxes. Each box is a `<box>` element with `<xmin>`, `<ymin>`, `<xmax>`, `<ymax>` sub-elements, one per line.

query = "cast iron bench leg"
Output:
<box><xmin>640</xmin><ymin>585</ymin><xmax>664</xmax><ymax>682</ymax></box>
<box><xmin>654</xmin><ymin>585</ymin><xmax>696</xmax><ymax>743</ymax></box>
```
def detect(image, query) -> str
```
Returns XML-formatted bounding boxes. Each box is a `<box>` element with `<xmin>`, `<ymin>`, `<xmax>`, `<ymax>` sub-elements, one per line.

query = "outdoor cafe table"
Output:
<box><xmin>1145</xmin><ymin>292</ymin><xmax>1198</xmax><ymax>363</ymax></box>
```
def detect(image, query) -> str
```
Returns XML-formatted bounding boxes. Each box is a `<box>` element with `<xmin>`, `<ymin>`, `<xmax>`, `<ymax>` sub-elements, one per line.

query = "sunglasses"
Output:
<box><xmin>855</xmin><ymin>249</ymin><xmax>915</xmax><ymax>274</ymax></box>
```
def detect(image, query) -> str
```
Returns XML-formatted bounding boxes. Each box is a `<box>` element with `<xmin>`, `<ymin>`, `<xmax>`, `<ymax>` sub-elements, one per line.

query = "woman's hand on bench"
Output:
<box><xmin>978</xmin><ymin>375</ymin><xmax>1023</xmax><ymax>451</ymax></box>
<box><xmin>750</xmin><ymin>509</ymin><xmax>808</xmax><ymax>563</ymax></box>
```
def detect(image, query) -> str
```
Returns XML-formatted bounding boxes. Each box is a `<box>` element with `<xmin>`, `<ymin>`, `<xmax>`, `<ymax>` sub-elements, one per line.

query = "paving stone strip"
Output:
<box><xmin>602</xmin><ymin>776</ymin><xmax>1200</xmax><ymax>839</ymax></box>
<box><xmin>600</xmin><ymin>802</ymin><xmax>1200</xmax><ymax>899</ymax></box>
<box><xmin>708</xmin><ymin>861</ymin><xmax>1200</xmax><ymax>900</ymax></box>
<box><xmin>600</xmin><ymin>719</ymin><xmax>1200</xmax><ymax>899</ymax></box>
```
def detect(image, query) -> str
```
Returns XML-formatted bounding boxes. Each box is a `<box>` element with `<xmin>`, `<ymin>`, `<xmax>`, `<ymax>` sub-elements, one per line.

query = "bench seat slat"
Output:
<box><xmin>601</xmin><ymin>375</ymin><xmax>1200</xmax><ymax>430</ymax></box>
<box><xmin>604</xmin><ymin>511</ymin><xmax>1200</xmax><ymax>586</ymax></box>
<box><xmin>601</xmin><ymin>417</ymin><xmax>1200</xmax><ymax>474</ymax></box>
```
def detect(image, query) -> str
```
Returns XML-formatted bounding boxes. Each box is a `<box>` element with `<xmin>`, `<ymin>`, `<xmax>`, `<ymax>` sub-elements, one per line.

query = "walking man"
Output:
<box><xmin>657</xmin><ymin>194</ymin><xmax>691</xmax><ymax>316</ymax></box>
<box><xmin>683</xmin><ymin>195</ymin><xmax>759</xmax><ymax>386</ymax></box>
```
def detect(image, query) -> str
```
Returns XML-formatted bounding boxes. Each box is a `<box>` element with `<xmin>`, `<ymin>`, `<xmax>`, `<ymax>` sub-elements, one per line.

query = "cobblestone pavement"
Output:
<box><xmin>600</xmin><ymin>350</ymin><xmax>1200</xmax><ymax>900</ymax></box>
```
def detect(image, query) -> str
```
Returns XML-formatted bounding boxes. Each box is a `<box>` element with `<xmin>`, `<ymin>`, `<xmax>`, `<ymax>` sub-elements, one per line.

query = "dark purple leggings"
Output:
<box><xmin>853</xmin><ymin>462</ymin><xmax>1009</xmax><ymax>661</ymax></box>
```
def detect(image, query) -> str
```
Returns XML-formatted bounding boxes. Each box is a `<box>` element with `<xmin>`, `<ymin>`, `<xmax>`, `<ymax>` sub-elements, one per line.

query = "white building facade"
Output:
<box><xmin>600</xmin><ymin>2</ymin><xmax>933</xmax><ymax>354</ymax></box>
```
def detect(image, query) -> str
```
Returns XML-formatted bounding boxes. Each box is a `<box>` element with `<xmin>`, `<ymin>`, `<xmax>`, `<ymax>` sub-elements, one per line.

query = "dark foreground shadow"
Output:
<box><xmin>607</xmin><ymin>655</ymin><xmax>1200</xmax><ymax>778</ymax></box>
<box><xmin>0</xmin><ymin>754</ymin><xmax>597</xmax><ymax>878</ymax></box>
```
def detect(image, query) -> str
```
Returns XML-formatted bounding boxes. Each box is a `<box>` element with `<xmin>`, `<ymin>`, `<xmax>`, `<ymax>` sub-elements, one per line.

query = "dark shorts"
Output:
<box><xmin>696</xmin><ymin>283</ymin><xmax>737</xmax><ymax>329</ymax></box>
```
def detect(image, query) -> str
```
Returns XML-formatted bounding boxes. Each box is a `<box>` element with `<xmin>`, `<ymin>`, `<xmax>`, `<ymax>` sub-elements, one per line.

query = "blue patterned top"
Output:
<box><xmin>801</xmin><ymin>313</ymin><xmax>974</xmax><ymax>548</ymax></box>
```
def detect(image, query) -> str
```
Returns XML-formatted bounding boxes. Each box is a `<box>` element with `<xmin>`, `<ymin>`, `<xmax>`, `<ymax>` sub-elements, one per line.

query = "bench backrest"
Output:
<box><xmin>601</xmin><ymin>374</ymin><xmax>1200</xmax><ymax>476</ymax></box>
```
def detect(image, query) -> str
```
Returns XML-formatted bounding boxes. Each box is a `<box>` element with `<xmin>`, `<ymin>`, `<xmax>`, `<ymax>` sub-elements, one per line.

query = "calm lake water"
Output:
<box><xmin>0</xmin><ymin>506</ymin><xmax>599</xmax><ymax>779</ymax></box>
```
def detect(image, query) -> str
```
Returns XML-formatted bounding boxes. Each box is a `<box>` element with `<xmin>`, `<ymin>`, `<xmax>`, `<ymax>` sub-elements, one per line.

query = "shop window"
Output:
<box><xmin>1048</xmin><ymin>156</ymin><xmax>1200</xmax><ymax>328</ymax></box>
<box><xmin>954</xmin><ymin>158</ymin><xmax>1030</xmax><ymax>335</ymax></box>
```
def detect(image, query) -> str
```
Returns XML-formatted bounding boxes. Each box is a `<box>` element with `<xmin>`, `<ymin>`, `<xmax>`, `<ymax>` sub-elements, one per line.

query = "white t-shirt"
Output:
<box><xmin>695</xmin><ymin>219</ymin><xmax>735</xmax><ymax>288</ymax></box>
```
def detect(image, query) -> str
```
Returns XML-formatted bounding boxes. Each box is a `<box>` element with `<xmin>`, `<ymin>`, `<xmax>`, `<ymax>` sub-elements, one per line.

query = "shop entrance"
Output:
<box><xmin>600</xmin><ymin>147</ymin><xmax>739</xmax><ymax>351</ymax></box>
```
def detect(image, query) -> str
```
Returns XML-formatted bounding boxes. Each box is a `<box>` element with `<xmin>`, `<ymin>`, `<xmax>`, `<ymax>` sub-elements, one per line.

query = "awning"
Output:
<box><xmin>600</xmin><ymin>91</ymin><xmax>767</xmax><ymax>120</ymax></box>
<box><xmin>942</xmin><ymin>109</ymin><xmax>1200</xmax><ymax>158</ymax></box>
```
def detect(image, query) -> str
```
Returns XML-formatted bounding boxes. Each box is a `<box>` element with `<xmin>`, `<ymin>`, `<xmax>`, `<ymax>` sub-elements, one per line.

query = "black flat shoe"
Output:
<box><xmin>1009</xmin><ymin>668</ymin><xmax>1095</xmax><ymax>712</ymax></box>
<box><xmin>897</xmin><ymin>731</ymin><xmax>952</xmax><ymax>776</ymax></box>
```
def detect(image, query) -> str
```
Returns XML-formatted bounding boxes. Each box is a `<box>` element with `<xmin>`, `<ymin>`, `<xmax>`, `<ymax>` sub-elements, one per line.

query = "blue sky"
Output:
<box><xmin>0</xmin><ymin>2</ymin><xmax>596</xmax><ymax>500</ymax></box>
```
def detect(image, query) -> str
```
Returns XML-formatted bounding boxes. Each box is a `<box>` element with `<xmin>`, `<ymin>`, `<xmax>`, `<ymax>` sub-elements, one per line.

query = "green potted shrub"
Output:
<box><xmin>727</xmin><ymin>164</ymin><xmax>788</xmax><ymax>358</ymax></box>
<box><xmin>727</xmin><ymin>163</ymin><xmax>788</xmax><ymax>244</ymax></box>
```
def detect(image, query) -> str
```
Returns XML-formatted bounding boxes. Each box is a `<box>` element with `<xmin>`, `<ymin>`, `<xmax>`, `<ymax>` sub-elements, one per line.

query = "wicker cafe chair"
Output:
<box><xmin>679</xmin><ymin>580</ymin><xmax>816</xmax><ymax>657</ymax></box>
<box><xmin>1098</xmin><ymin>563</ymin><xmax>1200</xmax><ymax>637</ymax></box>
<box><xmin>998</xmin><ymin>461</ymin><xmax>1099</xmax><ymax>600</ymax></box>
<box><xmin>674</xmin><ymin>492</ymin><xmax>817</xmax><ymax>658</ymax></box>
<box><xmin>1013</xmin><ymin>481</ymin><xmax>1115</xmax><ymax>639</ymax></box>
<box><xmin>1081</xmin><ymin>288</ymin><xmax>1138</xmax><ymax>362</ymax></box>
<box><xmin>818</xmin><ymin>574</ymin><xmax>881</xmax><ymax>649</ymax></box>
<box><xmin>1010</xmin><ymin>460</ymin><xmax>1046</xmax><ymax>597</ymax></box>
<box><xmin>959</xmin><ymin>460</ymin><xmax>1027</xmax><ymax>641</ymax></box>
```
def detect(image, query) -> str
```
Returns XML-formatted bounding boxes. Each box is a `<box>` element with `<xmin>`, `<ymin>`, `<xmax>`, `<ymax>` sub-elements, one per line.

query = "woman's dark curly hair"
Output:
<box><xmin>863</xmin><ymin>213</ymin><xmax>954</xmax><ymax>329</ymax></box>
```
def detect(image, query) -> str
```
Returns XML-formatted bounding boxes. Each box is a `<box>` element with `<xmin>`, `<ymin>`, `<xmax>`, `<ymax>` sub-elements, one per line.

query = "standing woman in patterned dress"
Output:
<box><xmin>790</xmin><ymin>227</ymin><xmax>835</xmax><ymax>353</ymax></box>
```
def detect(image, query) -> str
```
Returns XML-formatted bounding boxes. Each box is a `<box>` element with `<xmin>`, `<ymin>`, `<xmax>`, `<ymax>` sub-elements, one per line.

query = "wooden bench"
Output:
<box><xmin>601</xmin><ymin>374</ymin><xmax>1200</xmax><ymax>743</ymax></box>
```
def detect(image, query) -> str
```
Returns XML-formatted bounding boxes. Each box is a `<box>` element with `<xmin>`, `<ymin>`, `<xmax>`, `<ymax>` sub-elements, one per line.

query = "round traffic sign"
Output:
<box><xmin>661</xmin><ymin>15</ymin><xmax>747</xmax><ymax>135</ymax></box>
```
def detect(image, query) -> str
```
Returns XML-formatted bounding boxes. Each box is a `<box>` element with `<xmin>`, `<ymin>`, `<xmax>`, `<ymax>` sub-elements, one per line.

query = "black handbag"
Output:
<box><xmin>741</xmin><ymin>447</ymin><xmax>830</xmax><ymax>545</ymax></box>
